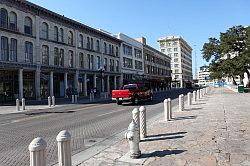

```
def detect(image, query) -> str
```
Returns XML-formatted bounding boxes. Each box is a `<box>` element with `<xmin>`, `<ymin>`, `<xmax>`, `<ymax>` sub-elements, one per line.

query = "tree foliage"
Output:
<box><xmin>202</xmin><ymin>25</ymin><xmax>250</xmax><ymax>84</ymax></box>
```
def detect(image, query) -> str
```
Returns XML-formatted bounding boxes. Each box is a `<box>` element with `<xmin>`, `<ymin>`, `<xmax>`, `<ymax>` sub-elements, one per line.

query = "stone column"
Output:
<box><xmin>84</xmin><ymin>73</ymin><xmax>88</xmax><ymax>96</ymax></box>
<box><xmin>120</xmin><ymin>74</ymin><xmax>123</xmax><ymax>89</ymax></box>
<box><xmin>74</xmin><ymin>70</ymin><xmax>79</xmax><ymax>92</ymax></box>
<box><xmin>35</xmin><ymin>68</ymin><xmax>41</xmax><ymax>100</ymax></box>
<box><xmin>107</xmin><ymin>75</ymin><xmax>110</xmax><ymax>94</ymax></box>
<box><xmin>114</xmin><ymin>76</ymin><xmax>117</xmax><ymax>90</ymax></box>
<box><xmin>101</xmin><ymin>76</ymin><xmax>105</xmax><ymax>93</ymax></box>
<box><xmin>19</xmin><ymin>69</ymin><xmax>23</xmax><ymax>100</ymax></box>
<box><xmin>50</xmin><ymin>71</ymin><xmax>54</xmax><ymax>97</ymax></box>
<box><xmin>93</xmin><ymin>74</ymin><xmax>97</xmax><ymax>88</ymax></box>
<box><xmin>64</xmin><ymin>72</ymin><xmax>68</xmax><ymax>98</ymax></box>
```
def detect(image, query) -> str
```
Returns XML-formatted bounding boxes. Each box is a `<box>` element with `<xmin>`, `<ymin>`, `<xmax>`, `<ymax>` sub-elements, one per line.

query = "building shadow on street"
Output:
<box><xmin>140</xmin><ymin>149</ymin><xmax>186</xmax><ymax>158</ymax></box>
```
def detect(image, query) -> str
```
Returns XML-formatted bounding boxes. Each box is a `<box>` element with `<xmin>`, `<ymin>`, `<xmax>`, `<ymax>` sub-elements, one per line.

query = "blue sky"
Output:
<box><xmin>29</xmin><ymin>0</ymin><xmax>250</xmax><ymax>76</ymax></box>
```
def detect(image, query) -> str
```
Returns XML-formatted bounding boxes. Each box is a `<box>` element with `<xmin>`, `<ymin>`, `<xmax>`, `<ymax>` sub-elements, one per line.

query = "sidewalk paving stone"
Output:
<box><xmin>77</xmin><ymin>88</ymin><xmax>250</xmax><ymax>166</ymax></box>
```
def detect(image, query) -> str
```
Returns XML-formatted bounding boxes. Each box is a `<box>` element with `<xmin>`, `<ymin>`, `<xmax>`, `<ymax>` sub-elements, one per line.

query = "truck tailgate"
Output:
<box><xmin>112</xmin><ymin>90</ymin><xmax>131</xmax><ymax>98</ymax></box>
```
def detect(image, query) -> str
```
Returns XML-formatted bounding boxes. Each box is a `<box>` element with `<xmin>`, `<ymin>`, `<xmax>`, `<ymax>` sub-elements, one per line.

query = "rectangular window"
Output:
<box><xmin>59</xmin><ymin>49</ymin><xmax>64</xmax><ymax>66</ymax></box>
<box><xmin>109</xmin><ymin>44</ymin><xmax>112</xmax><ymax>55</ymax></box>
<box><xmin>123</xmin><ymin>57</ymin><xmax>133</xmax><ymax>68</ymax></box>
<box><xmin>116</xmin><ymin>60</ymin><xmax>119</xmax><ymax>72</ymax></box>
<box><xmin>54</xmin><ymin>47</ymin><xmax>59</xmax><ymax>66</ymax></box>
<box><xmin>174</xmin><ymin>47</ymin><xmax>178</xmax><ymax>51</ymax></box>
<box><xmin>174</xmin><ymin>64</ymin><xmax>179</xmax><ymax>68</ymax></box>
<box><xmin>116</xmin><ymin>47</ymin><xmax>119</xmax><ymax>57</ymax></box>
<box><xmin>135</xmin><ymin>60</ymin><xmax>143</xmax><ymax>70</ymax></box>
<box><xmin>87</xmin><ymin>37</ymin><xmax>90</xmax><ymax>49</ymax></box>
<box><xmin>10</xmin><ymin>38</ymin><xmax>17</xmax><ymax>62</ymax></box>
<box><xmin>134</xmin><ymin>48</ymin><xmax>142</xmax><ymax>59</ymax></box>
<box><xmin>104</xmin><ymin>58</ymin><xmax>108</xmax><ymax>71</ymax></box>
<box><xmin>25</xmin><ymin>41</ymin><xmax>33</xmax><ymax>63</ymax></box>
<box><xmin>42</xmin><ymin>45</ymin><xmax>49</xmax><ymax>65</ymax></box>
<box><xmin>96</xmin><ymin>56</ymin><xmax>101</xmax><ymax>69</ymax></box>
<box><xmin>1</xmin><ymin>36</ymin><xmax>8</xmax><ymax>61</ymax></box>
<box><xmin>96</xmin><ymin>40</ymin><xmax>100</xmax><ymax>52</ymax></box>
<box><xmin>110</xmin><ymin>59</ymin><xmax>114</xmax><ymax>71</ymax></box>
<box><xmin>174</xmin><ymin>58</ymin><xmax>178</xmax><ymax>62</ymax></box>
<box><xmin>104</xmin><ymin>42</ymin><xmax>107</xmax><ymax>54</ymax></box>
<box><xmin>123</xmin><ymin>44</ymin><xmax>132</xmax><ymax>56</ymax></box>
<box><xmin>91</xmin><ymin>38</ymin><xmax>93</xmax><ymax>50</ymax></box>
<box><xmin>68</xmin><ymin>50</ymin><xmax>73</xmax><ymax>67</ymax></box>
<box><xmin>174</xmin><ymin>53</ymin><xmax>178</xmax><ymax>57</ymax></box>
<box><xmin>167</xmin><ymin>48</ymin><xmax>172</xmax><ymax>52</ymax></box>
<box><xmin>79</xmin><ymin>53</ymin><xmax>84</xmax><ymax>68</ymax></box>
<box><xmin>161</xmin><ymin>49</ymin><xmax>165</xmax><ymax>53</ymax></box>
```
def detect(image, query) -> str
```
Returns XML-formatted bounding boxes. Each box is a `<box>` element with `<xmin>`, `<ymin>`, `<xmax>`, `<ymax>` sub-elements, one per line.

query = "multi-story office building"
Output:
<box><xmin>0</xmin><ymin>0</ymin><xmax>121</xmax><ymax>104</ymax></box>
<box><xmin>158</xmin><ymin>36</ymin><xmax>192</xmax><ymax>88</ymax></box>
<box><xmin>197</xmin><ymin>66</ymin><xmax>211</xmax><ymax>86</ymax></box>
<box><xmin>136</xmin><ymin>37</ymin><xmax>171</xmax><ymax>90</ymax></box>
<box><xmin>115</xmin><ymin>33</ymin><xmax>144</xmax><ymax>85</ymax></box>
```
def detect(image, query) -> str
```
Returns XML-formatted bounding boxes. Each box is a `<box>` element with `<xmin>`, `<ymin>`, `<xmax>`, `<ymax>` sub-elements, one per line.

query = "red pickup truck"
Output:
<box><xmin>112</xmin><ymin>84</ymin><xmax>153</xmax><ymax>105</ymax></box>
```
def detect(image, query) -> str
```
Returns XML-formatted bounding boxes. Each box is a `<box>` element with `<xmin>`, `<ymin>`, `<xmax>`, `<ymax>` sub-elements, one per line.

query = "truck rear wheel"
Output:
<box><xmin>133</xmin><ymin>96</ymin><xmax>139</xmax><ymax>105</ymax></box>
<box><xmin>116</xmin><ymin>100</ymin><xmax>122</xmax><ymax>105</ymax></box>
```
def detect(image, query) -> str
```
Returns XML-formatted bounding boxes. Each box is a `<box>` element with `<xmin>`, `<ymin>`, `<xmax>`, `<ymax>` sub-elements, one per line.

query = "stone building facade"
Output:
<box><xmin>158</xmin><ymin>36</ymin><xmax>192</xmax><ymax>88</ymax></box>
<box><xmin>136</xmin><ymin>37</ymin><xmax>172</xmax><ymax>90</ymax></box>
<box><xmin>0</xmin><ymin>0</ymin><xmax>121</xmax><ymax>104</ymax></box>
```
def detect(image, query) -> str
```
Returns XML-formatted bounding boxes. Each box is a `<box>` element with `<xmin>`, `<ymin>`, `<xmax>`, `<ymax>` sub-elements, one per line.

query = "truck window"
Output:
<box><xmin>123</xmin><ymin>85</ymin><xmax>137</xmax><ymax>90</ymax></box>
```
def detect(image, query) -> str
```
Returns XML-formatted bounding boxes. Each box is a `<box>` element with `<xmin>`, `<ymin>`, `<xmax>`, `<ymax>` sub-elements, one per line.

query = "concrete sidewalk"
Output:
<box><xmin>76</xmin><ymin>88</ymin><xmax>250</xmax><ymax>166</ymax></box>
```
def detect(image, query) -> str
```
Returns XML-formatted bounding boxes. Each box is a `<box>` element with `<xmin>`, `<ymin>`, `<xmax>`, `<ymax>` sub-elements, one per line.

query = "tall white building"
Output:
<box><xmin>115</xmin><ymin>33</ymin><xmax>144</xmax><ymax>85</ymax></box>
<box><xmin>158</xmin><ymin>36</ymin><xmax>192</xmax><ymax>88</ymax></box>
<box><xmin>197</xmin><ymin>66</ymin><xmax>211</xmax><ymax>86</ymax></box>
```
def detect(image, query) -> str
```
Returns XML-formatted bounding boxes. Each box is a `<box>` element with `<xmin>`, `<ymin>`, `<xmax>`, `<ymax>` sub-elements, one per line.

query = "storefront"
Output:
<box><xmin>0</xmin><ymin>70</ymin><xmax>18</xmax><ymax>104</ymax></box>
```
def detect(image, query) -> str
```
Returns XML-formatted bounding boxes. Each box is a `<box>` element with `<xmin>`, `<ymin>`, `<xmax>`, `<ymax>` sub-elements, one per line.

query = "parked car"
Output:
<box><xmin>112</xmin><ymin>84</ymin><xmax>153</xmax><ymax>105</ymax></box>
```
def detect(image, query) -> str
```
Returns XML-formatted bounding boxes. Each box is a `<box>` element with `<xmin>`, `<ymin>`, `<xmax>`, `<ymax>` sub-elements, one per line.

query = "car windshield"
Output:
<box><xmin>123</xmin><ymin>85</ymin><xmax>137</xmax><ymax>90</ymax></box>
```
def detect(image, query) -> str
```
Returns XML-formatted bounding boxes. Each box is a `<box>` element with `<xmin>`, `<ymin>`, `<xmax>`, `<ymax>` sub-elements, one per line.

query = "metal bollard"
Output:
<box><xmin>16</xmin><ymin>99</ymin><xmax>20</xmax><ymax>111</ymax></box>
<box><xmin>168</xmin><ymin>98</ymin><xmax>172</xmax><ymax>119</ymax></box>
<box><xmin>72</xmin><ymin>95</ymin><xmax>75</xmax><ymax>103</ymax></box>
<box><xmin>22</xmin><ymin>98</ymin><xmax>25</xmax><ymax>110</ymax></box>
<box><xmin>74</xmin><ymin>95</ymin><xmax>78</xmax><ymax>103</ymax></box>
<box><xmin>201</xmin><ymin>89</ymin><xmax>203</xmax><ymax>98</ymax></box>
<box><xmin>125</xmin><ymin>120</ymin><xmax>141</xmax><ymax>159</ymax></box>
<box><xmin>29</xmin><ymin>137</ymin><xmax>47</xmax><ymax>166</ymax></box>
<box><xmin>193</xmin><ymin>91</ymin><xmax>197</xmax><ymax>102</ymax></box>
<box><xmin>164</xmin><ymin>99</ymin><xmax>170</xmax><ymax>121</ymax></box>
<box><xmin>187</xmin><ymin>92</ymin><xmax>192</xmax><ymax>106</ymax></box>
<box><xmin>48</xmin><ymin>96</ymin><xmax>51</xmax><ymax>107</ymax></box>
<box><xmin>139</xmin><ymin>106</ymin><xmax>147</xmax><ymax>139</ymax></box>
<box><xmin>57</xmin><ymin>130</ymin><xmax>72</xmax><ymax>166</ymax></box>
<box><xmin>182</xmin><ymin>94</ymin><xmax>184</xmax><ymax>110</ymax></box>
<box><xmin>52</xmin><ymin>96</ymin><xmax>55</xmax><ymax>106</ymax></box>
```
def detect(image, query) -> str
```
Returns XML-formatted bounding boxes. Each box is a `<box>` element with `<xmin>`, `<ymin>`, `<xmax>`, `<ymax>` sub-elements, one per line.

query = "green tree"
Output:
<box><xmin>202</xmin><ymin>25</ymin><xmax>250</xmax><ymax>84</ymax></box>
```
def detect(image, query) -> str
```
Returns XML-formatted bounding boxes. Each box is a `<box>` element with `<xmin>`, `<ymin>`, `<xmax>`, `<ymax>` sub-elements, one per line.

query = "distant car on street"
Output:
<box><xmin>112</xmin><ymin>84</ymin><xmax>153</xmax><ymax>105</ymax></box>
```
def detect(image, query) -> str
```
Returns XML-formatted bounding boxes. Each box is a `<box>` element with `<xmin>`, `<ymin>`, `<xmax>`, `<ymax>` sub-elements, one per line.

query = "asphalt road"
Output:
<box><xmin>0</xmin><ymin>88</ymin><xmax>196</xmax><ymax>166</ymax></box>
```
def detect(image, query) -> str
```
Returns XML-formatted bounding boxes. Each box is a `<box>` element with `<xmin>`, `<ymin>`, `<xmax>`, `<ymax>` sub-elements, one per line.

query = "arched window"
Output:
<box><xmin>79</xmin><ymin>34</ymin><xmax>83</xmax><ymax>48</ymax></box>
<box><xmin>59</xmin><ymin>28</ymin><xmax>63</xmax><ymax>42</ymax></box>
<box><xmin>24</xmin><ymin>17</ymin><xmax>32</xmax><ymax>35</ymax></box>
<box><xmin>0</xmin><ymin>8</ymin><xmax>8</xmax><ymax>28</ymax></box>
<box><xmin>96</xmin><ymin>40</ymin><xmax>100</xmax><ymax>52</ymax></box>
<box><xmin>68</xmin><ymin>31</ymin><xmax>73</xmax><ymax>45</ymax></box>
<box><xmin>25</xmin><ymin>41</ymin><xmax>33</xmax><ymax>63</ymax></box>
<box><xmin>9</xmin><ymin>12</ymin><xmax>17</xmax><ymax>30</ymax></box>
<box><xmin>104</xmin><ymin>42</ymin><xmax>107</xmax><ymax>54</ymax></box>
<box><xmin>54</xmin><ymin>26</ymin><xmax>58</xmax><ymax>41</ymax></box>
<box><xmin>87</xmin><ymin>37</ymin><xmax>90</xmax><ymax>49</ymax></box>
<box><xmin>41</xmin><ymin>22</ymin><xmax>49</xmax><ymax>39</ymax></box>
<box><xmin>42</xmin><ymin>45</ymin><xmax>49</xmax><ymax>65</ymax></box>
<box><xmin>59</xmin><ymin>49</ymin><xmax>64</xmax><ymax>66</ymax></box>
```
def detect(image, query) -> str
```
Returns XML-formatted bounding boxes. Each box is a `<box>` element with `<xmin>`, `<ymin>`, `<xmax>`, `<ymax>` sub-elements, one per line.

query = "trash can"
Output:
<box><xmin>238</xmin><ymin>84</ymin><xmax>244</xmax><ymax>93</ymax></box>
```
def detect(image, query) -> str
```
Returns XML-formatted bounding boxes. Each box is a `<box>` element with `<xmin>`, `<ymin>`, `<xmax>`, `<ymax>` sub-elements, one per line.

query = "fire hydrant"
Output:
<box><xmin>125</xmin><ymin>120</ymin><xmax>141</xmax><ymax>159</ymax></box>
